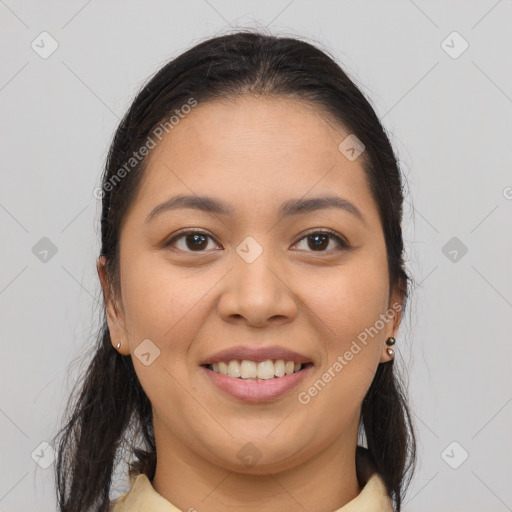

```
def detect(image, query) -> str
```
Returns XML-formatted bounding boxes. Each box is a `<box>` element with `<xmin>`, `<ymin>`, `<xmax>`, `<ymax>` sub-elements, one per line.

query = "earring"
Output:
<box><xmin>386</xmin><ymin>337</ymin><xmax>396</xmax><ymax>346</ymax></box>
<box><xmin>116</xmin><ymin>341</ymin><xmax>121</xmax><ymax>350</ymax></box>
<box><xmin>386</xmin><ymin>348</ymin><xmax>395</xmax><ymax>358</ymax></box>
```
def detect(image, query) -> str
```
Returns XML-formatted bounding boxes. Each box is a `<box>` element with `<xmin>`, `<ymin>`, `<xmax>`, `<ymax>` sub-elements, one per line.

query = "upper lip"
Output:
<box><xmin>199</xmin><ymin>345</ymin><xmax>313</xmax><ymax>365</ymax></box>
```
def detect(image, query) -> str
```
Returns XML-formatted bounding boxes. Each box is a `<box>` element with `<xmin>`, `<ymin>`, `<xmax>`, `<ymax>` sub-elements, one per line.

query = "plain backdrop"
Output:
<box><xmin>1</xmin><ymin>1</ymin><xmax>511</xmax><ymax>511</ymax></box>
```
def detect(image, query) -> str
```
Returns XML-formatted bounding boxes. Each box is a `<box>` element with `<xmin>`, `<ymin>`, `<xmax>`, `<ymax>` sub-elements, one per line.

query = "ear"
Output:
<box><xmin>97</xmin><ymin>256</ymin><xmax>130</xmax><ymax>355</ymax></box>
<box><xmin>379</xmin><ymin>285</ymin><xmax>405</xmax><ymax>363</ymax></box>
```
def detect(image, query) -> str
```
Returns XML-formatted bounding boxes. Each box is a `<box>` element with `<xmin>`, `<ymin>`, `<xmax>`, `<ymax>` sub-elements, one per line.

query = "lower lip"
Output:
<box><xmin>200</xmin><ymin>365</ymin><xmax>313</xmax><ymax>403</ymax></box>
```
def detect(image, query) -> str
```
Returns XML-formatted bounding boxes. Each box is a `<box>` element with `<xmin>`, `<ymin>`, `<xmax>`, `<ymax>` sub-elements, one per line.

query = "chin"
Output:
<box><xmin>213</xmin><ymin>436</ymin><xmax>311</xmax><ymax>475</ymax></box>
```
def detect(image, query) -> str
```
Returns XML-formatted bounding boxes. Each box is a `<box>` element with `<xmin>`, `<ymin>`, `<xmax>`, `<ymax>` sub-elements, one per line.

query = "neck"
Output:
<box><xmin>151</xmin><ymin>423</ymin><xmax>361</xmax><ymax>512</ymax></box>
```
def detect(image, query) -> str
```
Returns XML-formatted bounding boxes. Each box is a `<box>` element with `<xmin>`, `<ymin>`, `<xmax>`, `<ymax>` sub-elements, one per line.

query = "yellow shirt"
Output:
<box><xmin>111</xmin><ymin>466</ymin><xmax>393</xmax><ymax>511</ymax></box>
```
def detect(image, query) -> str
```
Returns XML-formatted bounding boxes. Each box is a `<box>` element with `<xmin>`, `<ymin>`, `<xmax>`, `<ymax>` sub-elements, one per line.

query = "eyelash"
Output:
<box><xmin>163</xmin><ymin>228</ymin><xmax>349</xmax><ymax>253</ymax></box>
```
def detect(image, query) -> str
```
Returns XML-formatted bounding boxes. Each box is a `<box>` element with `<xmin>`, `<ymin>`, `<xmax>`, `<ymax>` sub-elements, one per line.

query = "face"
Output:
<box><xmin>99</xmin><ymin>95</ymin><xmax>402</xmax><ymax>474</ymax></box>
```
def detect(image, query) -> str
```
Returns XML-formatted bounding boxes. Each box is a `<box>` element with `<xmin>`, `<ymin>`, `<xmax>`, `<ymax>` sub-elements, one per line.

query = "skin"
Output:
<box><xmin>98</xmin><ymin>95</ymin><xmax>403</xmax><ymax>512</ymax></box>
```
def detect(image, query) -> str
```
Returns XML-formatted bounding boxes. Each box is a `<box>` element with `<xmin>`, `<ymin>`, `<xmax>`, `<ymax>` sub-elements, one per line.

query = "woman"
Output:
<box><xmin>54</xmin><ymin>30</ymin><xmax>416</xmax><ymax>511</ymax></box>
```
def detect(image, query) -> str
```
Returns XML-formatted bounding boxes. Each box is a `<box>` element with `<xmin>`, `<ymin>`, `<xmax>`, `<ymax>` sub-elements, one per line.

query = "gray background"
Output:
<box><xmin>1</xmin><ymin>1</ymin><xmax>511</xmax><ymax>511</ymax></box>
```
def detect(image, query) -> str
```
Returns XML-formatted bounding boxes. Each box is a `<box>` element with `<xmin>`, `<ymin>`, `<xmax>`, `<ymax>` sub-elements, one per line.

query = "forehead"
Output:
<box><xmin>151</xmin><ymin>95</ymin><xmax>345</xmax><ymax>168</ymax></box>
<box><xmin>131</xmin><ymin>95</ymin><xmax>380</xmax><ymax>227</ymax></box>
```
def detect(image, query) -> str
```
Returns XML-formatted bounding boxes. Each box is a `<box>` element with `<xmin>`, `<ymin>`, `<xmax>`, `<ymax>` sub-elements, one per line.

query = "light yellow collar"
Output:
<box><xmin>112</xmin><ymin>470</ymin><xmax>393</xmax><ymax>511</ymax></box>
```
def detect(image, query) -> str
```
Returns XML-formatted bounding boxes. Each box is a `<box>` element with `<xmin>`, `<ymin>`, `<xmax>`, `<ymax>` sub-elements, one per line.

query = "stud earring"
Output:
<box><xmin>116</xmin><ymin>341</ymin><xmax>121</xmax><ymax>350</ymax></box>
<box><xmin>386</xmin><ymin>347</ymin><xmax>394</xmax><ymax>358</ymax></box>
<box><xmin>386</xmin><ymin>337</ymin><xmax>396</xmax><ymax>346</ymax></box>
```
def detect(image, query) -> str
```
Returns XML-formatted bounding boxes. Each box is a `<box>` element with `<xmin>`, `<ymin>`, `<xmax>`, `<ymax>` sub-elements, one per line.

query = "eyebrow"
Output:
<box><xmin>145</xmin><ymin>194</ymin><xmax>366</xmax><ymax>224</ymax></box>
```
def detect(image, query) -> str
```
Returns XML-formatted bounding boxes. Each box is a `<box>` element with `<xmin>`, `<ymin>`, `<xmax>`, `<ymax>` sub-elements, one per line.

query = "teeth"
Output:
<box><xmin>227</xmin><ymin>360</ymin><xmax>241</xmax><ymax>378</ymax></box>
<box><xmin>240</xmin><ymin>360</ymin><xmax>257</xmax><ymax>379</ymax></box>
<box><xmin>274</xmin><ymin>360</ymin><xmax>285</xmax><ymax>377</ymax></box>
<box><xmin>209</xmin><ymin>359</ymin><xmax>305</xmax><ymax>379</ymax></box>
<box><xmin>218</xmin><ymin>361</ymin><xmax>228</xmax><ymax>376</ymax></box>
<box><xmin>257</xmin><ymin>360</ymin><xmax>274</xmax><ymax>380</ymax></box>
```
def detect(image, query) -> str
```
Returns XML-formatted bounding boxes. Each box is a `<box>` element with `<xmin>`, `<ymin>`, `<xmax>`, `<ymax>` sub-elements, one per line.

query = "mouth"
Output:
<box><xmin>200</xmin><ymin>359</ymin><xmax>314</xmax><ymax>402</ymax></box>
<box><xmin>201</xmin><ymin>360</ymin><xmax>314</xmax><ymax>380</ymax></box>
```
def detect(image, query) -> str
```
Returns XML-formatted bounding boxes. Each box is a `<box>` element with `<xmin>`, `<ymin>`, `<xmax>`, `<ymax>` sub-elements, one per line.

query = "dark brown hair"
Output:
<box><xmin>53</xmin><ymin>29</ymin><xmax>416</xmax><ymax>511</ymax></box>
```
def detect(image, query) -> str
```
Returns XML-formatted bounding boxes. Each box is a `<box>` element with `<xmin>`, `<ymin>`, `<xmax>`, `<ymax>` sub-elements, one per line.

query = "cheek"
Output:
<box><xmin>120</xmin><ymin>251</ymin><xmax>216</xmax><ymax>355</ymax></box>
<box><xmin>120</xmin><ymin>253</ymin><xmax>217</xmax><ymax>419</ymax></box>
<box><xmin>301</xmin><ymin>258</ymin><xmax>389</xmax><ymax>343</ymax></box>
<box><xmin>294</xmin><ymin>255</ymin><xmax>389</xmax><ymax>420</ymax></box>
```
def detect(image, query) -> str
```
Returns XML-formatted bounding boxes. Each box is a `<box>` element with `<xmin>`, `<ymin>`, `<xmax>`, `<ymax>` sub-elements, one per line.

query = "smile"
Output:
<box><xmin>204</xmin><ymin>359</ymin><xmax>311</xmax><ymax>380</ymax></box>
<box><xmin>200</xmin><ymin>360</ymin><xmax>314</xmax><ymax>402</ymax></box>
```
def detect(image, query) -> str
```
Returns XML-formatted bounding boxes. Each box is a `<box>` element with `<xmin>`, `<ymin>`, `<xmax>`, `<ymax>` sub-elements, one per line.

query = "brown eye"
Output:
<box><xmin>164</xmin><ymin>231</ymin><xmax>220</xmax><ymax>252</ymax></box>
<box><xmin>184</xmin><ymin>233</ymin><xmax>208</xmax><ymax>251</ymax></box>
<box><xmin>293</xmin><ymin>230</ymin><xmax>348</xmax><ymax>252</ymax></box>
<box><xmin>307</xmin><ymin>233</ymin><xmax>329</xmax><ymax>251</ymax></box>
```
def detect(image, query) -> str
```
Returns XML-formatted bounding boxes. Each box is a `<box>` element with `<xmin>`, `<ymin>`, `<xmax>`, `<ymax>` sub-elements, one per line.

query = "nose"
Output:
<box><xmin>217</xmin><ymin>247</ymin><xmax>298</xmax><ymax>328</ymax></box>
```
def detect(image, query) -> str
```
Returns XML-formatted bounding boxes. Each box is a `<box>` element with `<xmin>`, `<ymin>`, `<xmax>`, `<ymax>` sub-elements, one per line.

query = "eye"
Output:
<box><xmin>292</xmin><ymin>229</ymin><xmax>349</xmax><ymax>252</ymax></box>
<box><xmin>163</xmin><ymin>228</ymin><xmax>349</xmax><ymax>253</ymax></box>
<box><xmin>163</xmin><ymin>230</ymin><xmax>221</xmax><ymax>252</ymax></box>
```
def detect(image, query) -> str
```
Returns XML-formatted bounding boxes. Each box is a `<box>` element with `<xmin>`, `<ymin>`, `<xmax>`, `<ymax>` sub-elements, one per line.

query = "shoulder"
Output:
<box><xmin>331</xmin><ymin>446</ymin><xmax>393</xmax><ymax>512</ymax></box>
<box><xmin>110</xmin><ymin>473</ymin><xmax>181</xmax><ymax>512</ymax></box>
<box><xmin>336</xmin><ymin>471</ymin><xmax>393</xmax><ymax>511</ymax></box>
